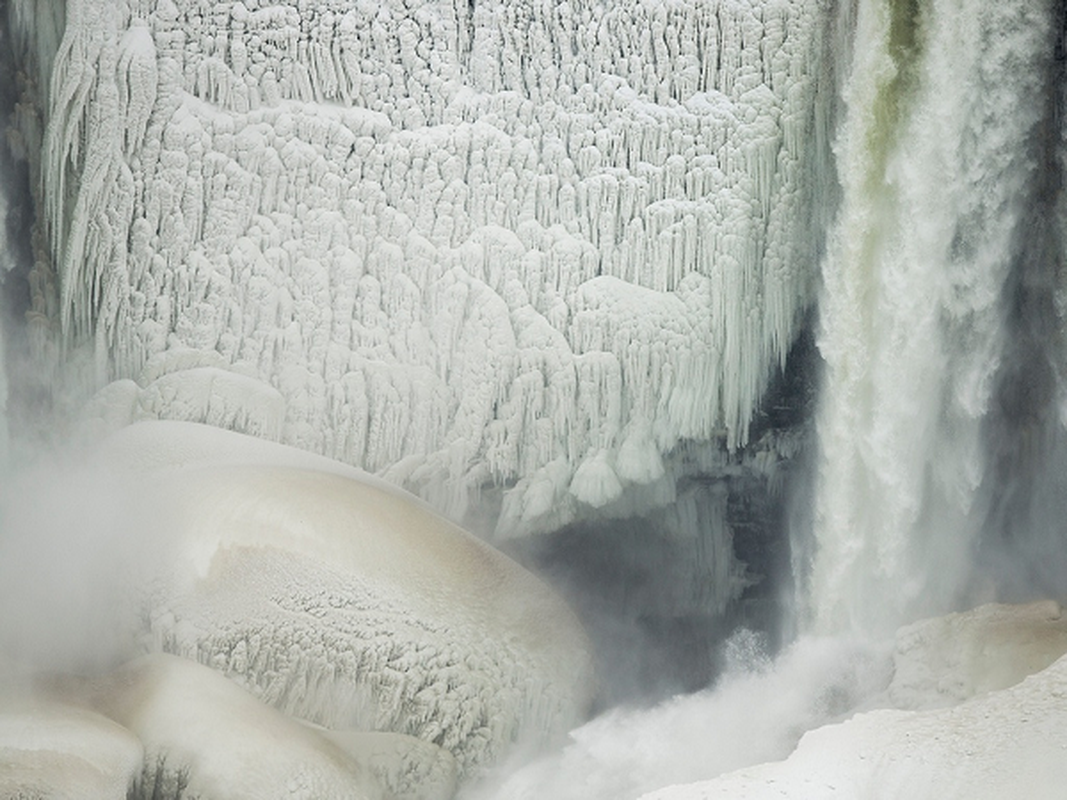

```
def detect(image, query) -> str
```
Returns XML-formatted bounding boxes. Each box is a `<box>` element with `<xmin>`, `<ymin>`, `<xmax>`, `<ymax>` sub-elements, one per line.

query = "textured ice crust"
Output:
<box><xmin>9</xmin><ymin>0</ymin><xmax>829</xmax><ymax>535</ymax></box>
<box><xmin>101</xmin><ymin>422</ymin><xmax>596</xmax><ymax>780</ymax></box>
<box><xmin>74</xmin><ymin>654</ymin><xmax>381</xmax><ymax>800</ymax></box>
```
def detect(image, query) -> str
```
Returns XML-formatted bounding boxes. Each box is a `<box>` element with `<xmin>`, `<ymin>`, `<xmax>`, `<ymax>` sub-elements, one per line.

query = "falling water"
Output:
<box><xmin>809</xmin><ymin>0</ymin><xmax>1062</xmax><ymax>633</ymax></box>
<box><xmin>0</xmin><ymin>252</ymin><xmax>7</xmax><ymax>473</ymax></box>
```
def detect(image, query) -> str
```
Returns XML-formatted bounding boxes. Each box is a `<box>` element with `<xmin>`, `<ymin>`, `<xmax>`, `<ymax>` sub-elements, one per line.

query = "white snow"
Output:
<box><xmin>641</xmin><ymin>652</ymin><xmax>1067</xmax><ymax>800</ymax></box>
<box><xmin>8</xmin><ymin>0</ymin><xmax>831</xmax><ymax>536</ymax></box>
<box><xmin>93</xmin><ymin>421</ymin><xmax>597</xmax><ymax>779</ymax></box>
<box><xmin>0</xmin><ymin>697</ymin><xmax>143</xmax><ymax>800</ymax></box>
<box><xmin>66</xmin><ymin>654</ymin><xmax>380</xmax><ymax>800</ymax></box>
<box><xmin>888</xmin><ymin>600</ymin><xmax>1067</xmax><ymax>710</ymax></box>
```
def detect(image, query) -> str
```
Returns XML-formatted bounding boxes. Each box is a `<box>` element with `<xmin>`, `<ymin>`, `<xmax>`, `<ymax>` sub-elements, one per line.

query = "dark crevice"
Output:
<box><xmin>507</xmin><ymin>318</ymin><xmax>818</xmax><ymax>708</ymax></box>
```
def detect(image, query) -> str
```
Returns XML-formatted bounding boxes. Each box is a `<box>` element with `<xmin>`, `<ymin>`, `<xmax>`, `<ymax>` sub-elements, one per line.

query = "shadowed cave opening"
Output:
<box><xmin>506</xmin><ymin>323</ymin><xmax>819</xmax><ymax>708</ymax></box>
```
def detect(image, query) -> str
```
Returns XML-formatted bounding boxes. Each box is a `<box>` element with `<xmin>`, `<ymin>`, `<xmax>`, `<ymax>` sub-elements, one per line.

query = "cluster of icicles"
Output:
<box><xmin>12</xmin><ymin>0</ymin><xmax>828</xmax><ymax>534</ymax></box>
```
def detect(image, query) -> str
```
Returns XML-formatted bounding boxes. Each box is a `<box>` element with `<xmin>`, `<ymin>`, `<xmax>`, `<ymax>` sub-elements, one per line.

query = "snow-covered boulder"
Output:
<box><xmin>66</xmin><ymin>654</ymin><xmax>379</xmax><ymax>800</ymax></box>
<box><xmin>0</xmin><ymin>696</ymin><xmax>142</xmax><ymax>800</ymax></box>
<box><xmin>17</xmin><ymin>652</ymin><xmax>459</xmax><ymax>800</ymax></box>
<box><xmin>888</xmin><ymin>599</ymin><xmax>1067</xmax><ymax>709</ymax></box>
<box><xmin>98</xmin><ymin>421</ymin><xmax>595</xmax><ymax>779</ymax></box>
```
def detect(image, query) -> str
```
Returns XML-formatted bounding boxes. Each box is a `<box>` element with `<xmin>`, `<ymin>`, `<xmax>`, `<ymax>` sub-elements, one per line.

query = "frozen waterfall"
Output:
<box><xmin>5</xmin><ymin>0</ymin><xmax>1067</xmax><ymax>797</ymax></box>
<box><xmin>0</xmin><ymin>0</ymin><xmax>844</xmax><ymax>694</ymax></box>
<box><xmin>4</xmin><ymin>0</ymin><xmax>832</xmax><ymax>547</ymax></box>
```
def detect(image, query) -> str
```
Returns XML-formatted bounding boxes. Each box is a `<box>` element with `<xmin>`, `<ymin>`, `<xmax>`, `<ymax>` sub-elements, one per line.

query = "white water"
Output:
<box><xmin>0</xmin><ymin>174</ymin><xmax>9</xmax><ymax>474</ymax></box>
<box><xmin>808</xmin><ymin>0</ymin><xmax>1056</xmax><ymax>634</ymax></box>
<box><xmin>0</xmin><ymin>299</ymin><xmax>7</xmax><ymax>475</ymax></box>
<box><xmin>462</xmin><ymin>631</ymin><xmax>891</xmax><ymax>800</ymax></box>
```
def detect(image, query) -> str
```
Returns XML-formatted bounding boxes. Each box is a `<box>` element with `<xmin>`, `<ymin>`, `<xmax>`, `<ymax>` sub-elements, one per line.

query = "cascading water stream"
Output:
<box><xmin>807</xmin><ymin>0</ymin><xmax>1061</xmax><ymax>634</ymax></box>
<box><xmin>0</xmin><ymin>305</ymin><xmax>7</xmax><ymax>474</ymax></box>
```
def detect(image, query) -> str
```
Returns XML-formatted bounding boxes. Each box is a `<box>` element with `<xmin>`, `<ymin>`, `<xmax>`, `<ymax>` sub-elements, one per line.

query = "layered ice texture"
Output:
<box><xmin>0</xmin><ymin>421</ymin><xmax>596</xmax><ymax>795</ymax></box>
<box><xmin>6</xmin><ymin>0</ymin><xmax>831</xmax><ymax>536</ymax></box>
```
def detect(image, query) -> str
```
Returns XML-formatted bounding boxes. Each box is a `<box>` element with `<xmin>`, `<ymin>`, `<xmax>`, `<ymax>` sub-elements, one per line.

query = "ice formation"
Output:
<box><xmin>69</xmin><ymin>654</ymin><xmax>385</xmax><ymax>800</ymax></box>
<box><xmin>93</xmin><ymin>421</ymin><xmax>596</xmax><ymax>780</ymax></box>
<box><xmin>7</xmin><ymin>0</ymin><xmax>831</xmax><ymax>535</ymax></box>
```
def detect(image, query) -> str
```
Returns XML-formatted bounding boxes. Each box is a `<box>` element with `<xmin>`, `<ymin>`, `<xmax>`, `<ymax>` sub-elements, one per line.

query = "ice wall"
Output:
<box><xmin>808</xmin><ymin>0</ymin><xmax>1064</xmax><ymax>632</ymax></box>
<box><xmin>6</xmin><ymin>0</ymin><xmax>831</xmax><ymax>536</ymax></box>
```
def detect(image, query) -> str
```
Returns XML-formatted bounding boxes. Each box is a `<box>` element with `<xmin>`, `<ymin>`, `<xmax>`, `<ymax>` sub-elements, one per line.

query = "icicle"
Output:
<box><xmin>24</xmin><ymin>0</ymin><xmax>829</xmax><ymax>538</ymax></box>
<box><xmin>116</xmin><ymin>21</ymin><xmax>157</xmax><ymax>157</ymax></box>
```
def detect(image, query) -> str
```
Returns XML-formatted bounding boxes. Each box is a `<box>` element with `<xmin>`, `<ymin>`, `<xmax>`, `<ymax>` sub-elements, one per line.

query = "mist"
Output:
<box><xmin>460</xmin><ymin>631</ymin><xmax>891</xmax><ymax>800</ymax></box>
<box><xmin>3</xmin><ymin>0</ymin><xmax>1067</xmax><ymax>797</ymax></box>
<box><xmin>0</xmin><ymin>452</ymin><xmax>146</xmax><ymax>677</ymax></box>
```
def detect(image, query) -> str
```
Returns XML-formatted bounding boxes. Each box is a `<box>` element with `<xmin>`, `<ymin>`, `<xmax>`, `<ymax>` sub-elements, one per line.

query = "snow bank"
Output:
<box><xmin>97</xmin><ymin>421</ymin><xmax>595</xmax><ymax>779</ymax></box>
<box><xmin>8</xmin><ymin>0</ymin><xmax>831</xmax><ymax>536</ymax></box>
<box><xmin>640</xmin><ymin>601</ymin><xmax>1067</xmax><ymax>800</ymax></box>
<box><xmin>889</xmin><ymin>599</ymin><xmax>1067</xmax><ymax>709</ymax></box>
<box><xmin>68</xmin><ymin>654</ymin><xmax>379</xmax><ymax>800</ymax></box>
<box><xmin>0</xmin><ymin>698</ymin><xmax>142</xmax><ymax>800</ymax></box>
<box><xmin>643</xmin><ymin>652</ymin><xmax>1067</xmax><ymax>800</ymax></box>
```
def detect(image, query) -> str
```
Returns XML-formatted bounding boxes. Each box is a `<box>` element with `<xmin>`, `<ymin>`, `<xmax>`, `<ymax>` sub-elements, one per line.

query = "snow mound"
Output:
<box><xmin>640</xmin><ymin>601</ymin><xmax>1067</xmax><ymax>800</ymax></box>
<box><xmin>101</xmin><ymin>422</ymin><xmax>595</xmax><ymax>779</ymax></box>
<box><xmin>72</xmin><ymin>654</ymin><xmax>379</xmax><ymax>800</ymax></box>
<box><xmin>0</xmin><ymin>698</ymin><xmax>142</xmax><ymax>800</ymax></box>
<box><xmin>889</xmin><ymin>599</ymin><xmax>1067</xmax><ymax>709</ymax></box>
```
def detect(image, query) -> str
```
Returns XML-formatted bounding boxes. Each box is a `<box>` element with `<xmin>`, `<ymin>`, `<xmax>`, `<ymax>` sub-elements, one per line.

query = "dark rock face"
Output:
<box><xmin>509</xmin><ymin>322</ymin><xmax>819</xmax><ymax>705</ymax></box>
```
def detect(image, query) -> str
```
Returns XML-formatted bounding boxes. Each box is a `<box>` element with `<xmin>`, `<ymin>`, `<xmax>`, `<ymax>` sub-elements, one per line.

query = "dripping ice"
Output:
<box><xmin>8</xmin><ymin>0</ymin><xmax>831</xmax><ymax>540</ymax></box>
